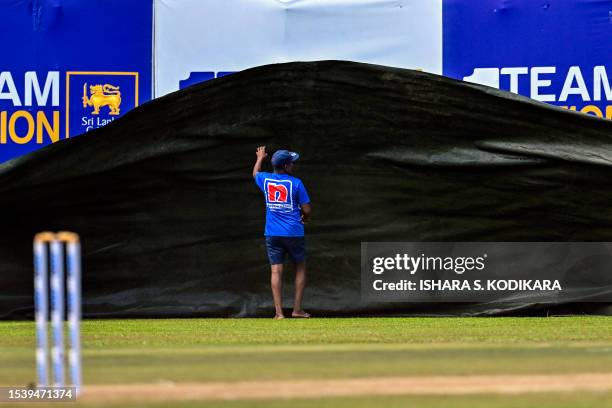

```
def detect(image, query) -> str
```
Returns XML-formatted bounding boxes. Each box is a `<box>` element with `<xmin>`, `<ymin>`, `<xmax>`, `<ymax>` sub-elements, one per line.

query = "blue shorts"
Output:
<box><xmin>265</xmin><ymin>236</ymin><xmax>306</xmax><ymax>265</ymax></box>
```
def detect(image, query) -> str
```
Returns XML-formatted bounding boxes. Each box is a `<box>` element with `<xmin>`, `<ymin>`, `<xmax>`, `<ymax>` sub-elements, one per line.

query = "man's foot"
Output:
<box><xmin>291</xmin><ymin>310</ymin><xmax>310</xmax><ymax>318</ymax></box>
<box><xmin>274</xmin><ymin>314</ymin><xmax>285</xmax><ymax>320</ymax></box>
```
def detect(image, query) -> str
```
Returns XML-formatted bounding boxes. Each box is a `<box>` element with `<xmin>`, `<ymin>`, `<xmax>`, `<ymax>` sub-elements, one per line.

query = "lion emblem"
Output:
<box><xmin>82</xmin><ymin>83</ymin><xmax>121</xmax><ymax>115</ymax></box>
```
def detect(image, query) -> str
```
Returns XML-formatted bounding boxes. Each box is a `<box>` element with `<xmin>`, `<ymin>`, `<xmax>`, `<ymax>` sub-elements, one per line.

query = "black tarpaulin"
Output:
<box><xmin>1</xmin><ymin>60</ymin><xmax>612</xmax><ymax>318</ymax></box>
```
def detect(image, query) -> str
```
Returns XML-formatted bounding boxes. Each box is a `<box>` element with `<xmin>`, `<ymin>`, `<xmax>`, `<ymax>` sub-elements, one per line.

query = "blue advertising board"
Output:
<box><xmin>0</xmin><ymin>0</ymin><xmax>152</xmax><ymax>163</ymax></box>
<box><xmin>1</xmin><ymin>0</ymin><xmax>610</xmax><ymax>164</ymax></box>
<box><xmin>443</xmin><ymin>0</ymin><xmax>612</xmax><ymax>119</ymax></box>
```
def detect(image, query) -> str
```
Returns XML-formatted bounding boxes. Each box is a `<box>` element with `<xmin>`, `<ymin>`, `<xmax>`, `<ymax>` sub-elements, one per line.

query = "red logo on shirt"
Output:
<box><xmin>267</xmin><ymin>182</ymin><xmax>289</xmax><ymax>203</ymax></box>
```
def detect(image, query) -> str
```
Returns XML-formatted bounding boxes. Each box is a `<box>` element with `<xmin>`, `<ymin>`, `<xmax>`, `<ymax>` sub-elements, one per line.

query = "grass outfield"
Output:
<box><xmin>0</xmin><ymin>317</ymin><xmax>611</xmax><ymax>406</ymax></box>
<box><xmin>68</xmin><ymin>394</ymin><xmax>612</xmax><ymax>408</ymax></box>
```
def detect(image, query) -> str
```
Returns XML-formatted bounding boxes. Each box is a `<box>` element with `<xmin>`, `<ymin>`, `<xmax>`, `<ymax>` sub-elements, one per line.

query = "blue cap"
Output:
<box><xmin>271</xmin><ymin>150</ymin><xmax>300</xmax><ymax>167</ymax></box>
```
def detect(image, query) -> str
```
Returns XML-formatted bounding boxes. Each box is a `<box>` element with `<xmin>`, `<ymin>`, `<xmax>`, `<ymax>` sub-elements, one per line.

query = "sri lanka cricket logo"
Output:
<box><xmin>82</xmin><ymin>83</ymin><xmax>122</xmax><ymax>115</ymax></box>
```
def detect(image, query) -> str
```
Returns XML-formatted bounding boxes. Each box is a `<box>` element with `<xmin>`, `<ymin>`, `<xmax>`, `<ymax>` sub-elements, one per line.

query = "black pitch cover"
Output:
<box><xmin>1</xmin><ymin>61</ymin><xmax>611</xmax><ymax>318</ymax></box>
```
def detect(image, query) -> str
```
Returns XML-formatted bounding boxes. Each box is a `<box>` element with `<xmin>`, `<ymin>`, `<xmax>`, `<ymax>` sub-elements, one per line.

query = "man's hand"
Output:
<box><xmin>256</xmin><ymin>146</ymin><xmax>268</xmax><ymax>159</ymax></box>
<box><xmin>253</xmin><ymin>146</ymin><xmax>267</xmax><ymax>178</ymax></box>
<box><xmin>300</xmin><ymin>203</ymin><xmax>311</xmax><ymax>224</ymax></box>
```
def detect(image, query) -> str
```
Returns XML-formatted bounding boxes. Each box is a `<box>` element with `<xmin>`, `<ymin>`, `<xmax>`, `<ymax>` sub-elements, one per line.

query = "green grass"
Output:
<box><xmin>1</xmin><ymin>317</ymin><xmax>611</xmax><ymax>406</ymax></box>
<box><xmin>79</xmin><ymin>393</ymin><xmax>612</xmax><ymax>408</ymax></box>
<box><xmin>11</xmin><ymin>393</ymin><xmax>612</xmax><ymax>408</ymax></box>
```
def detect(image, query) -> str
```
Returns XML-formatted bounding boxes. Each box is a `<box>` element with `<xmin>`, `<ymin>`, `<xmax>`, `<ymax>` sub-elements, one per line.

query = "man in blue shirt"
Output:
<box><xmin>253</xmin><ymin>146</ymin><xmax>311</xmax><ymax>319</ymax></box>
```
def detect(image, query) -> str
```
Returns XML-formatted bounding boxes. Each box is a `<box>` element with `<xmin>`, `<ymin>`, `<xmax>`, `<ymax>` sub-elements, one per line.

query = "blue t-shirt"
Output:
<box><xmin>254</xmin><ymin>172</ymin><xmax>310</xmax><ymax>236</ymax></box>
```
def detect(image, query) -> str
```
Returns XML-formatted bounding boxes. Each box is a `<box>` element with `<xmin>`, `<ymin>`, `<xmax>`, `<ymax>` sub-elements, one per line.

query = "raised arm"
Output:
<box><xmin>253</xmin><ymin>146</ymin><xmax>268</xmax><ymax>178</ymax></box>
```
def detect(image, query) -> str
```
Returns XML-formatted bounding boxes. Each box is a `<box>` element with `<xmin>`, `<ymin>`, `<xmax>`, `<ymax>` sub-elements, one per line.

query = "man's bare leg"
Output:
<box><xmin>292</xmin><ymin>261</ymin><xmax>310</xmax><ymax>318</ymax></box>
<box><xmin>271</xmin><ymin>264</ymin><xmax>284</xmax><ymax>319</ymax></box>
